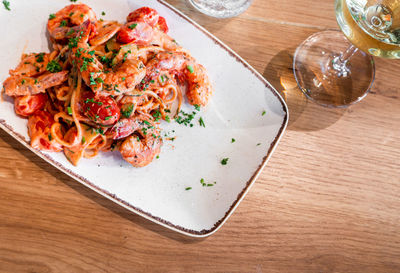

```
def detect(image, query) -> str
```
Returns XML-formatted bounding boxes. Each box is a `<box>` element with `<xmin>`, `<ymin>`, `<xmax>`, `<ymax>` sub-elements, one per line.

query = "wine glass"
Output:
<box><xmin>188</xmin><ymin>0</ymin><xmax>254</xmax><ymax>18</ymax></box>
<box><xmin>293</xmin><ymin>0</ymin><xmax>400</xmax><ymax>108</ymax></box>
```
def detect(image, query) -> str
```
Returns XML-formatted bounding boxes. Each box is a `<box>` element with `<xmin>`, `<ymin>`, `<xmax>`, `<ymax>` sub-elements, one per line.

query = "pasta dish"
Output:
<box><xmin>2</xmin><ymin>4</ymin><xmax>213</xmax><ymax>167</ymax></box>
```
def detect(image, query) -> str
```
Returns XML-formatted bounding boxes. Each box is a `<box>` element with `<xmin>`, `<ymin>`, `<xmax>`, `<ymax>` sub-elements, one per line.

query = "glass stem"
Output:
<box><xmin>332</xmin><ymin>45</ymin><xmax>358</xmax><ymax>77</ymax></box>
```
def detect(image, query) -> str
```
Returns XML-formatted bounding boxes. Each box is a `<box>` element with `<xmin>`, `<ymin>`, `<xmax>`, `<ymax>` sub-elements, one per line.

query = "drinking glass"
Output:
<box><xmin>293</xmin><ymin>0</ymin><xmax>400</xmax><ymax>108</ymax></box>
<box><xmin>188</xmin><ymin>0</ymin><xmax>254</xmax><ymax>18</ymax></box>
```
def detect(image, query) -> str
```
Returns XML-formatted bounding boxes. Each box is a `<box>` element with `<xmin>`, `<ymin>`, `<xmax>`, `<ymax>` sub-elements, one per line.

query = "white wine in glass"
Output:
<box><xmin>293</xmin><ymin>0</ymin><xmax>400</xmax><ymax>107</ymax></box>
<box><xmin>337</xmin><ymin>0</ymin><xmax>400</xmax><ymax>58</ymax></box>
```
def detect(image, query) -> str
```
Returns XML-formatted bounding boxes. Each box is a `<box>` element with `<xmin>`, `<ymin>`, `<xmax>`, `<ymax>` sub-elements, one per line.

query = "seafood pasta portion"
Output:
<box><xmin>2</xmin><ymin>4</ymin><xmax>213</xmax><ymax>167</ymax></box>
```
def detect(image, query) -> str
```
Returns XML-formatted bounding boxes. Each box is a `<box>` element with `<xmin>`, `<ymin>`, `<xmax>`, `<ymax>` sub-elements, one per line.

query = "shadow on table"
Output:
<box><xmin>0</xmin><ymin>130</ymin><xmax>205</xmax><ymax>244</ymax></box>
<box><xmin>264</xmin><ymin>48</ymin><xmax>346</xmax><ymax>131</ymax></box>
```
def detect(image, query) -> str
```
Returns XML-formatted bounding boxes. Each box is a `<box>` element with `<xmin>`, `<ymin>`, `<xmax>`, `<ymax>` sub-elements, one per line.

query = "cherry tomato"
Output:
<box><xmin>116</xmin><ymin>21</ymin><xmax>154</xmax><ymax>45</ymax></box>
<box><xmin>81</xmin><ymin>91</ymin><xmax>120</xmax><ymax>126</ymax></box>
<box><xmin>14</xmin><ymin>93</ymin><xmax>47</xmax><ymax>117</ymax></box>
<box><xmin>28</xmin><ymin>110</ymin><xmax>62</xmax><ymax>152</ymax></box>
<box><xmin>126</xmin><ymin>7</ymin><xmax>159</xmax><ymax>27</ymax></box>
<box><xmin>156</xmin><ymin>16</ymin><xmax>168</xmax><ymax>33</ymax></box>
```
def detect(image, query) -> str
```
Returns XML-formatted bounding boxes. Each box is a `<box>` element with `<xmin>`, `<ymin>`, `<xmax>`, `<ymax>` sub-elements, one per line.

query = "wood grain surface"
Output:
<box><xmin>1</xmin><ymin>0</ymin><xmax>399</xmax><ymax>272</ymax></box>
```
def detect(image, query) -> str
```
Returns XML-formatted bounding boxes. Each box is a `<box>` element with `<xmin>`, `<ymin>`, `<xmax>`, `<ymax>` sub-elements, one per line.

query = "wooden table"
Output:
<box><xmin>1</xmin><ymin>0</ymin><xmax>399</xmax><ymax>272</ymax></box>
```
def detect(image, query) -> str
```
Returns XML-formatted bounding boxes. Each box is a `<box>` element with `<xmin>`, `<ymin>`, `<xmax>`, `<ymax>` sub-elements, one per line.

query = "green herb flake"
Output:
<box><xmin>21</xmin><ymin>79</ymin><xmax>26</xmax><ymax>84</ymax></box>
<box><xmin>128</xmin><ymin>23</ymin><xmax>137</xmax><ymax>29</ymax></box>
<box><xmin>231</xmin><ymin>138</ymin><xmax>235</xmax><ymax>143</ymax></box>
<box><xmin>60</xmin><ymin>20</ymin><xmax>67</xmax><ymax>27</ymax></box>
<box><xmin>48</xmin><ymin>133</ymin><xmax>52</xmax><ymax>141</ymax></box>
<box><xmin>49</xmin><ymin>13</ymin><xmax>56</xmax><ymax>20</ymax></box>
<box><xmin>185</xmin><ymin>187</ymin><xmax>192</xmax><ymax>191</ymax></box>
<box><xmin>121</xmin><ymin>104</ymin><xmax>134</xmax><ymax>118</ymax></box>
<box><xmin>156</xmin><ymin>155</ymin><xmax>159</xmax><ymax>159</ymax></box>
<box><xmin>198</xmin><ymin>117</ymin><xmax>205</xmax><ymax>128</ymax></box>
<box><xmin>194</xmin><ymin>104</ymin><xmax>201</xmax><ymax>111</ymax></box>
<box><xmin>262</xmin><ymin>110</ymin><xmax>266</xmax><ymax>116</ymax></box>
<box><xmin>101</xmin><ymin>11</ymin><xmax>106</xmax><ymax>16</ymax></box>
<box><xmin>187</xmin><ymin>65</ymin><xmax>194</xmax><ymax>74</ymax></box>
<box><xmin>35</xmin><ymin>53</ymin><xmax>45</xmax><ymax>63</ymax></box>
<box><xmin>46</xmin><ymin>60</ymin><xmax>62</xmax><ymax>73</ymax></box>
<box><xmin>34</xmin><ymin>79</ymin><xmax>38</xmax><ymax>84</ymax></box>
<box><xmin>81</xmin><ymin>137</ymin><xmax>86</xmax><ymax>144</ymax></box>
<box><xmin>257</xmin><ymin>143</ymin><xmax>261</xmax><ymax>146</ymax></box>
<box><xmin>221</xmin><ymin>158</ymin><xmax>229</xmax><ymax>165</ymax></box>
<box><xmin>67</xmin><ymin>106</ymin><xmax>72</xmax><ymax>115</ymax></box>
<box><xmin>104</xmin><ymin>116</ymin><xmax>112</xmax><ymax>121</ymax></box>
<box><xmin>2</xmin><ymin>0</ymin><xmax>10</xmax><ymax>11</ymax></box>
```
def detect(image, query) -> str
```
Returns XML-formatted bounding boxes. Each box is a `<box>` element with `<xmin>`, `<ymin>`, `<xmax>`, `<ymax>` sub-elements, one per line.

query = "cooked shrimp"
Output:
<box><xmin>3</xmin><ymin>71</ymin><xmax>69</xmax><ymax>97</ymax></box>
<box><xmin>72</xmin><ymin>21</ymin><xmax>146</xmax><ymax>95</ymax></box>
<box><xmin>90</xmin><ymin>20</ymin><xmax>121</xmax><ymax>46</ymax></box>
<box><xmin>47</xmin><ymin>4</ymin><xmax>97</xmax><ymax>41</ymax></box>
<box><xmin>145</xmin><ymin>52</ymin><xmax>213</xmax><ymax>106</ymax></box>
<box><xmin>9</xmin><ymin>53</ymin><xmax>50</xmax><ymax>77</ymax></box>
<box><xmin>115</xmin><ymin>114</ymin><xmax>162</xmax><ymax>167</ymax></box>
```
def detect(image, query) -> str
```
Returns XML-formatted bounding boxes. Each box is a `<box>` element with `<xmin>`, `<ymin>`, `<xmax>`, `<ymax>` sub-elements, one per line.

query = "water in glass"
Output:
<box><xmin>188</xmin><ymin>0</ymin><xmax>253</xmax><ymax>18</ymax></box>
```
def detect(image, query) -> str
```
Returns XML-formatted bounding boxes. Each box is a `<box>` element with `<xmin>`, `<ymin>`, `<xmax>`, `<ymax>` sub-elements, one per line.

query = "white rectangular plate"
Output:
<box><xmin>0</xmin><ymin>0</ymin><xmax>288</xmax><ymax>237</ymax></box>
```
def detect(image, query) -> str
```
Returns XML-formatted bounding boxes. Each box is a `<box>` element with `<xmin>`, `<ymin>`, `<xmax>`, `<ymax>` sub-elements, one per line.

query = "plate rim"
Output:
<box><xmin>0</xmin><ymin>0</ymin><xmax>289</xmax><ymax>237</ymax></box>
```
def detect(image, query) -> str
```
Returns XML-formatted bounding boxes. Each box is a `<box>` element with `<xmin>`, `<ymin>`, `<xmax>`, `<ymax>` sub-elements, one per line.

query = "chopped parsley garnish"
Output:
<box><xmin>46</xmin><ymin>60</ymin><xmax>62</xmax><ymax>73</ymax></box>
<box><xmin>89</xmin><ymin>73</ymin><xmax>96</xmax><ymax>85</ymax></box>
<box><xmin>69</xmin><ymin>12</ymin><xmax>74</xmax><ymax>17</ymax></box>
<box><xmin>200</xmin><ymin>179</ymin><xmax>214</xmax><ymax>187</ymax></box>
<box><xmin>231</xmin><ymin>138</ymin><xmax>235</xmax><ymax>143</ymax></box>
<box><xmin>150</xmin><ymin>80</ymin><xmax>155</xmax><ymax>84</ymax></box>
<box><xmin>164</xmin><ymin>115</ymin><xmax>170</xmax><ymax>123</ymax></box>
<box><xmin>2</xmin><ymin>0</ymin><xmax>10</xmax><ymax>11</ymax></box>
<box><xmin>185</xmin><ymin>187</ymin><xmax>192</xmax><ymax>191</ymax></box>
<box><xmin>194</xmin><ymin>104</ymin><xmax>201</xmax><ymax>111</ymax></box>
<box><xmin>60</xmin><ymin>20</ymin><xmax>67</xmax><ymax>27</ymax></box>
<box><xmin>257</xmin><ymin>143</ymin><xmax>261</xmax><ymax>146</ymax></box>
<box><xmin>198</xmin><ymin>117</ymin><xmax>205</xmax><ymax>128</ymax></box>
<box><xmin>96</xmin><ymin>128</ymin><xmax>105</xmax><ymax>135</ymax></box>
<box><xmin>104</xmin><ymin>116</ymin><xmax>113</xmax><ymax>121</ymax></box>
<box><xmin>67</xmin><ymin>106</ymin><xmax>72</xmax><ymax>115</ymax></box>
<box><xmin>34</xmin><ymin>79</ymin><xmax>38</xmax><ymax>84</ymax></box>
<box><xmin>160</xmin><ymin>75</ymin><xmax>165</xmax><ymax>83</ymax></box>
<box><xmin>96</xmin><ymin>77</ymin><xmax>104</xmax><ymax>83</ymax></box>
<box><xmin>85</xmin><ymin>98</ymin><xmax>103</xmax><ymax>105</ymax></box>
<box><xmin>262</xmin><ymin>110</ymin><xmax>266</xmax><ymax>116</ymax></box>
<box><xmin>35</xmin><ymin>53</ymin><xmax>45</xmax><ymax>63</ymax></box>
<box><xmin>128</xmin><ymin>23</ymin><xmax>137</xmax><ymax>29</ymax></box>
<box><xmin>48</xmin><ymin>133</ymin><xmax>52</xmax><ymax>141</ymax></box>
<box><xmin>21</xmin><ymin>79</ymin><xmax>26</xmax><ymax>84</ymax></box>
<box><xmin>156</xmin><ymin>155</ymin><xmax>159</xmax><ymax>159</ymax></box>
<box><xmin>70</xmin><ymin>0</ymin><xmax>77</xmax><ymax>2</ymax></box>
<box><xmin>68</xmin><ymin>37</ymin><xmax>79</xmax><ymax>49</ymax></box>
<box><xmin>81</xmin><ymin>137</ymin><xmax>86</xmax><ymax>144</ymax></box>
<box><xmin>187</xmin><ymin>65</ymin><xmax>194</xmax><ymax>74</ymax></box>
<box><xmin>152</xmin><ymin>110</ymin><xmax>161</xmax><ymax>121</ymax></box>
<box><xmin>122</xmin><ymin>77</ymin><xmax>125</xmax><ymax>81</ymax></box>
<box><xmin>101</xmin><ymin>11</ymin><xmax>106</xmax><ymax>16</ymax></box>
<box><xmin>66</xmin><ymin>29</ymin><xmax>75</xmax><ymax>36</ymax></box>
<box><xmin>175</xmin><ymin>110</ymin><xmax>196</xmax><ymax>126</ymax></box>
<box><xmin>49</xmin><ymin>14</ymin><xmax>56</xmax><ymax>20</ymax></box>
<box><xmin>121</xmin><ymin>104</ymin><xmax>134</xmax><ymax>118</ymax></box>
<box><xmin>221</xmin><ymin>158</ymin><xmax>229</xmax><ymax>165</ymax></box>
<box><xmin>88</xmin><ymin>50</ymin><xmax>95</xmax><ymax>56</ymax></box>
